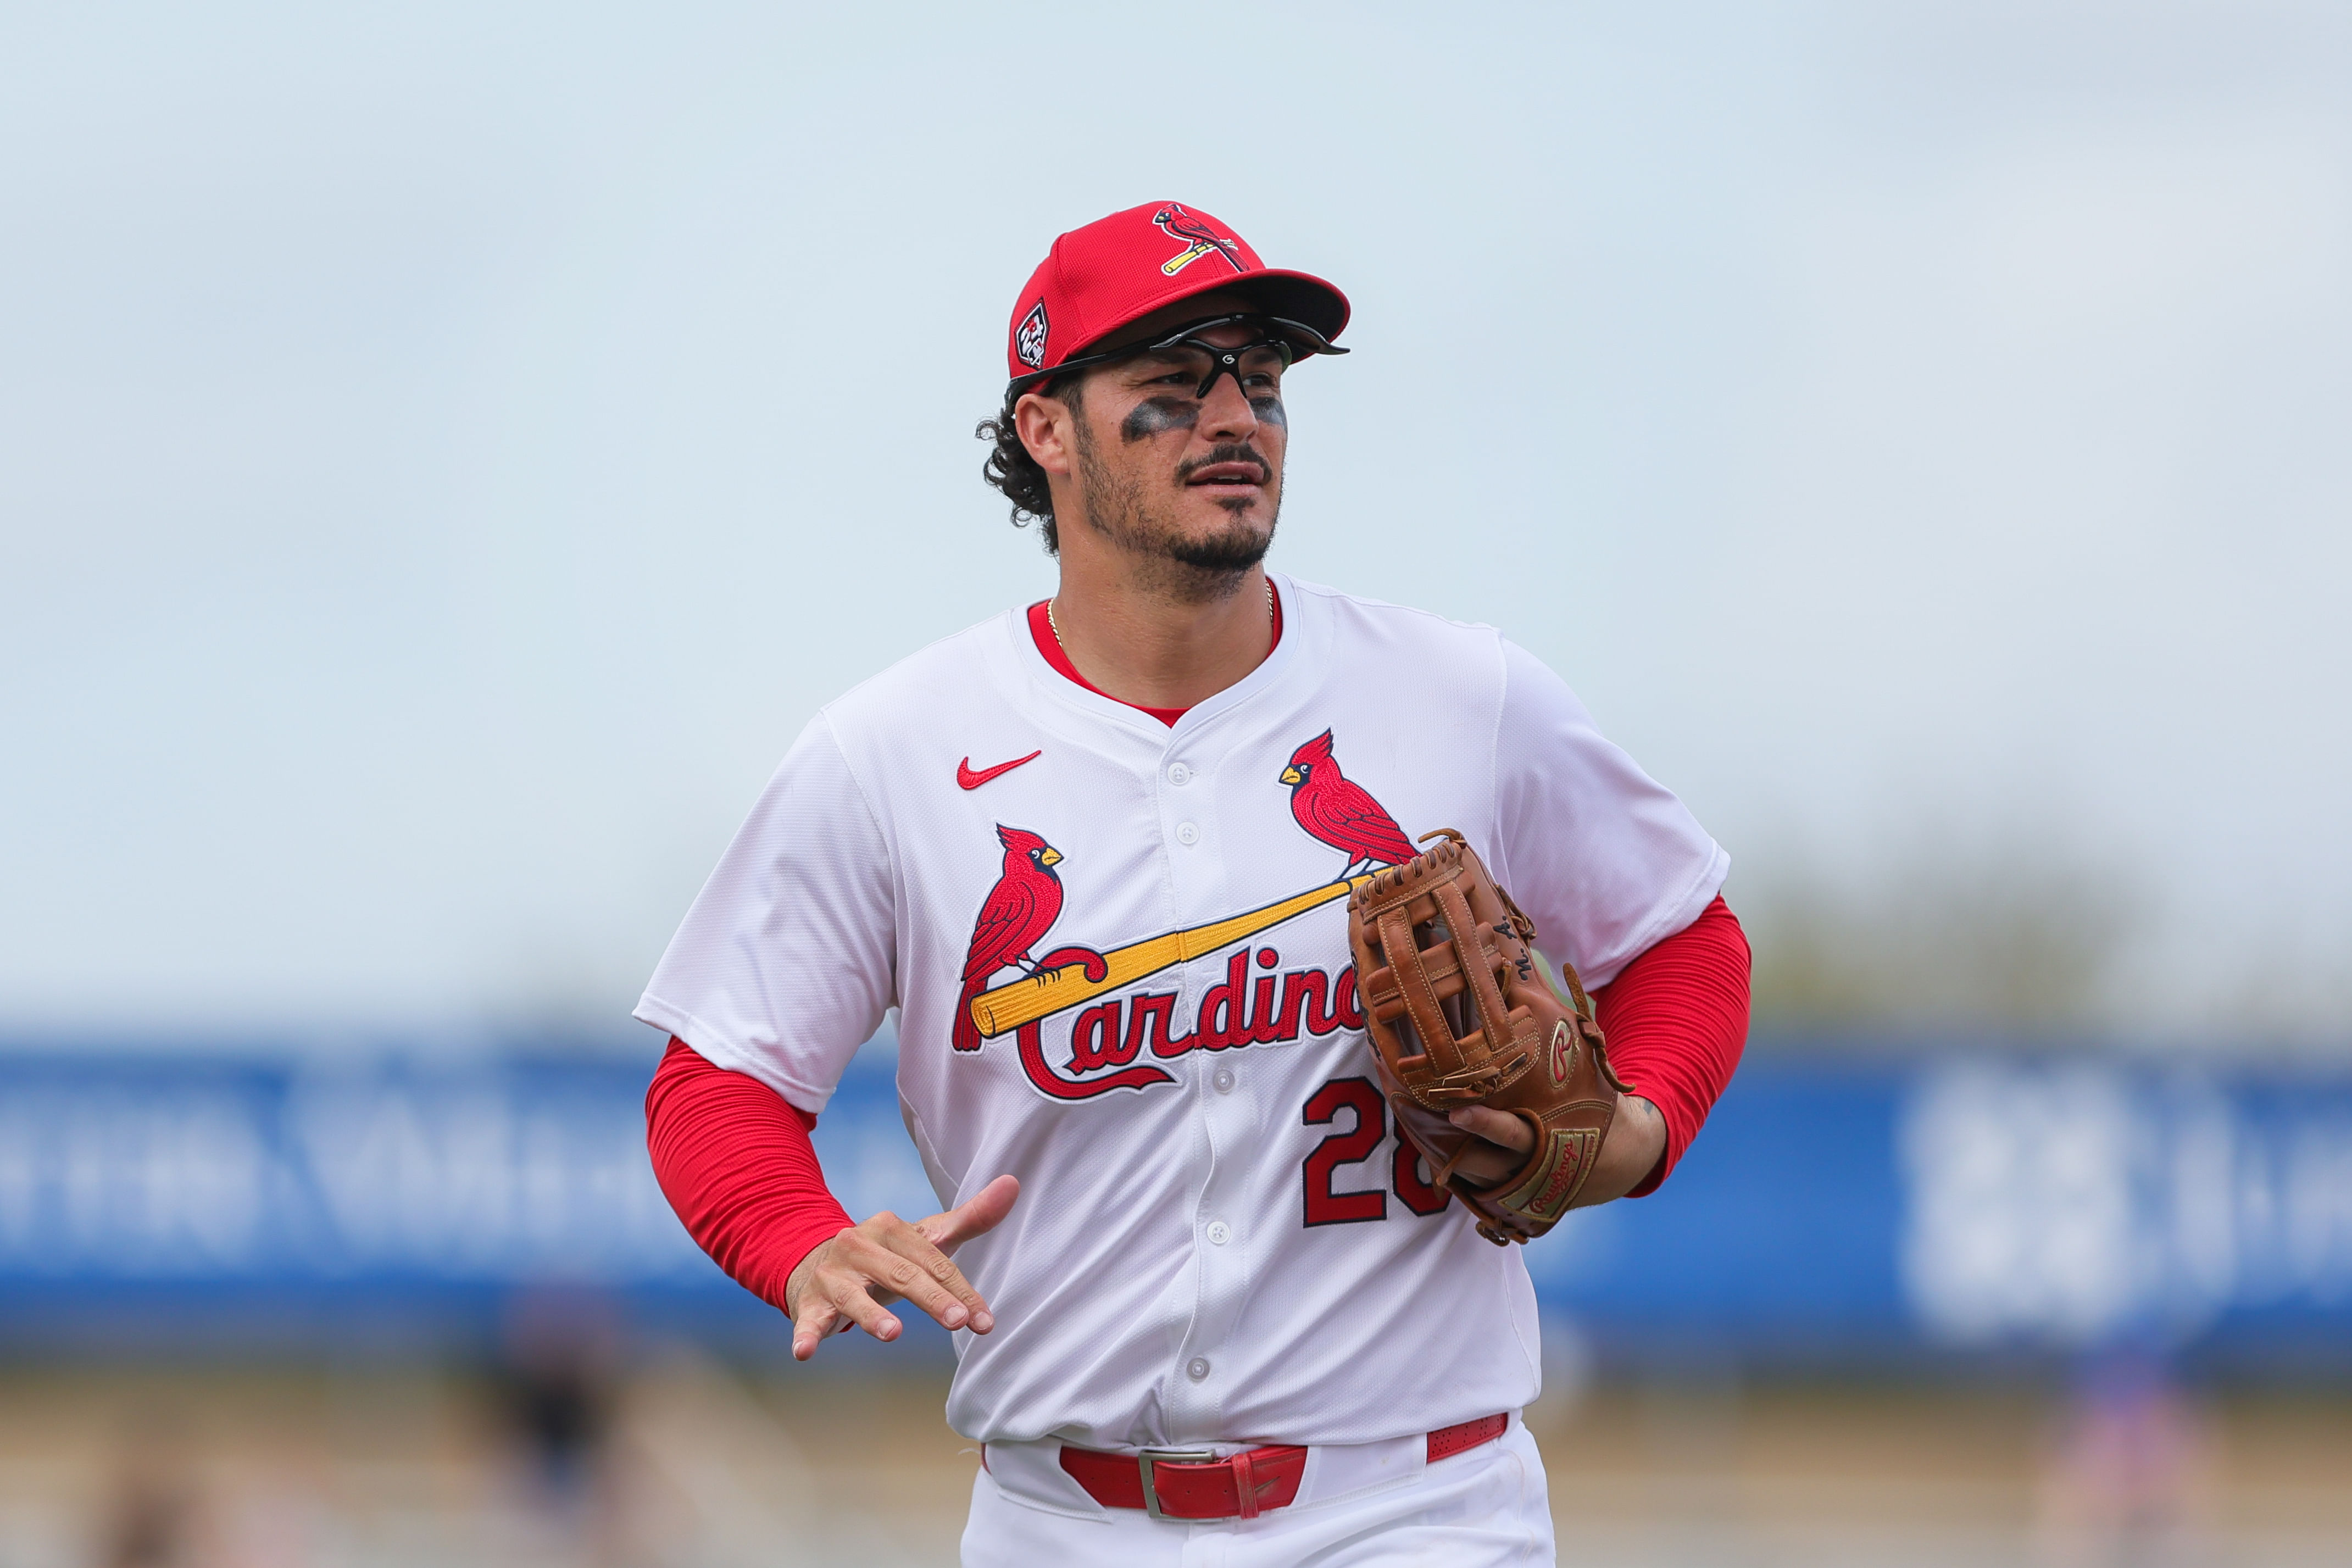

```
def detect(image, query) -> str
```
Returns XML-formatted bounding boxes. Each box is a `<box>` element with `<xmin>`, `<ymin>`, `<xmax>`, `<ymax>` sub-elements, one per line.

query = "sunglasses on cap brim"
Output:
<box><xmin>1007</xmin><ymin>312</ymin><xmax>1349</xmax><ymax>399</ymax></box>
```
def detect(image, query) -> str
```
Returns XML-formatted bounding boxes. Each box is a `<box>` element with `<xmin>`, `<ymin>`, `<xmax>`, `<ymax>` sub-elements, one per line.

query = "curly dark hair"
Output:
<box><xmin>977</xmin><ymin>375</ymin><xmax>1084</xmax><ymax>555</ymax></box>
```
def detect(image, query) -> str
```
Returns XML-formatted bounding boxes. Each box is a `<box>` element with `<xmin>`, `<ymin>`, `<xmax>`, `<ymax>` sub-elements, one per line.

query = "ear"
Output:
<box><xmin>1014</xmin><ymin>388</ymin><xmax>1081</xmax><ymax>480</ymax></box>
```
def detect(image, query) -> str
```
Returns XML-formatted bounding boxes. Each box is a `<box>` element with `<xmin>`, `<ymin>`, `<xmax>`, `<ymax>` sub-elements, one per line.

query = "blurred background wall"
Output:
<box><xmin>3</xmin><ymin>2</ymin><xmax>2349</xmax><ymax>1564</ymax></box>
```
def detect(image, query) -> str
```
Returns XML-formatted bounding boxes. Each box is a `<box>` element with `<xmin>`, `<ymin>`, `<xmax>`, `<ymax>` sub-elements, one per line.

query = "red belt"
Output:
<box><xmin>1057</xmin><ymin>1413</ymin><xmax>1509</xmax><ymax>1521</ymax></box>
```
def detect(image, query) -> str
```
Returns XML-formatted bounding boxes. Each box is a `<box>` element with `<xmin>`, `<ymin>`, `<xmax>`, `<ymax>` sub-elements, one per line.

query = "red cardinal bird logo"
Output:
<box><xmin>952</xmin><ymin>825</ymin><xmax>1066</xmax><ymax>1052</ymax></box>
<box><xmin>1280</xmin><ymin>730</ymin><xmax>1418</xmax><ymax>878</ymax></box>
<box><xmin>1152</xmin><ymin>203</ymin><xmax>1245</xmax><ymax>276</ymax></box>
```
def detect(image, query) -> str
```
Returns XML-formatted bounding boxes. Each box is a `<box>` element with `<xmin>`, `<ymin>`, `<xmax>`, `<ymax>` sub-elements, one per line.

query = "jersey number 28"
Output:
<box><xmin>1299</xmin><ymin>1076</ymin><xmax>1450</xmax><ymax>1226</ymax></box>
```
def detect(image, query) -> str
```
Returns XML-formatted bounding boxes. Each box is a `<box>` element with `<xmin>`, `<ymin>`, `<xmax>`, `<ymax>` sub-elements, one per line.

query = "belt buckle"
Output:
<box><xmin>1136</xmin><ymin>1447</ymin><xmax>1218</xmax><ymax>1521</ymax></box>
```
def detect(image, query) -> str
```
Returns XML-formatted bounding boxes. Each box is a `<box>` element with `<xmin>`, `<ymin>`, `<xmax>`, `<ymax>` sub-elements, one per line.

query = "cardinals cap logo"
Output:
<box><xmin>1153</xmin><ymin>204</ymin><xmax>1245</xmax><ymax>277</ymax></box>
<box><xmin>1014</xmin><ymin>301</ymin><xmax>1050</xmax><ymax>370</ymax></box>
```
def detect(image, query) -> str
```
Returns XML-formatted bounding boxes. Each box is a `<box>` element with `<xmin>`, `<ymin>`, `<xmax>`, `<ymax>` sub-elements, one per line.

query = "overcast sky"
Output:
<box><xmin>3</xmin><ymin>2</ymin><xmax>2347</xmax><ymax>1044</ymax></box>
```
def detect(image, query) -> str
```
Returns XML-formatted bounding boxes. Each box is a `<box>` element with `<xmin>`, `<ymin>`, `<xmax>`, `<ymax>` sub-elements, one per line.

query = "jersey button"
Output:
<box><xmin>1167</xmin><ymin>762</ymin><xmax>1192</xmax><ymax>786</ymax></box>
<box><xmin>1205</xmin><ymin>1220</ymin><xmax>1231</xmax><ymax>1247</ymax></box>
<box><xmin>1175</xmin><ymin>822</ymin><xmax>1200</xmax><ymax>846</ymax></box>
<box><xmin>1211</xmin><ymin>1067</ymin><xmax>1235</xmax><ymax>1093</ymax></box>
<box><xmin>1187</xmin><ymin>1357</ymin><xmax>1211</xmax><ymax>1382</ymax></box>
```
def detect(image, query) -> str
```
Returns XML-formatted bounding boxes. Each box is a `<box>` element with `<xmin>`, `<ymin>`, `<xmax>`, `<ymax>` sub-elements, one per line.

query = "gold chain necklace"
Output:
<box><xmin>1047</xmin><ymin>577</ymin><xmax>1275</xmax><ymax>649</ymax></box>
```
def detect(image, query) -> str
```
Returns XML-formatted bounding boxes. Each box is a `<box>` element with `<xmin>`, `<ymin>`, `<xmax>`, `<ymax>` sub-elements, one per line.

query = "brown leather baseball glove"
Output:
<box><xmin>1347</xmin><ymin>829</ymin><xmax>1625</xmax><ymax>1245</ymax></box>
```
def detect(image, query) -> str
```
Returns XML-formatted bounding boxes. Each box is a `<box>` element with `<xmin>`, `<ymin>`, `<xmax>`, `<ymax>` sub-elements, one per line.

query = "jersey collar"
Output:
<box><xmin>1009</xmin><ymin>574</ymin><xmax>1304</xmax><ymax>738</ymax></box>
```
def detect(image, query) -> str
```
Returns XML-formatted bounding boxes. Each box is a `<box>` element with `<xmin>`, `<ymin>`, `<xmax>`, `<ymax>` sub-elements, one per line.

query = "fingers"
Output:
<box><xmin>863</xmin><ymin>1217</ymin><xmax>994</xmax><ymax>1335</ymax></box>
<box><xmin>1445</xmin><ymin>1142</ymin><xmax>1519</xmax><ymax>1188</ymax></box>
<box><xmin>1444</xmin><ymin>1107</ymin><xmax>1536</xmax><ymax>1189</ymax></box>
<box><xmin>1448</xmin><ymin>1105</ymin><xmax>1534</xmax><ymax>1154</ymax></box>
<box><xmin>920</xmin><ymin>1174</ymin><xmax>1021</xmax><ymax>1256</ymax></box>
<box><xmin>791</xmin><ymin>1260</ymin><xmax>909</xmax><ymax>1360</ymax></box>
<box><xmin>784</xmin><ymin>1227</ymin><xmax>854</xmax><ymax>1361</ymax></box>
<box><xmin>785</xmin><ymin>1189</ymin><xmax>1019</xmax><ymax>1360</ymax></box>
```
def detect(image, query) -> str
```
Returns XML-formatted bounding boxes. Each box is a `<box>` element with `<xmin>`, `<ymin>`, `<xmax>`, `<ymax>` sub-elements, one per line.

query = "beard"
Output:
<box><xmin>1071</xmin><ymin>425</ymin><xmax>1280</xmax><ymax>604</ymax></box>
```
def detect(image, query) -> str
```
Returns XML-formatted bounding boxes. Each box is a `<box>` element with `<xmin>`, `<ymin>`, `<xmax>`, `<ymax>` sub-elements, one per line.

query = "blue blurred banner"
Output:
<box><xmin>1538</xmin><ymin>1058</ymin><xmax>2352</xmax><ymax>1369</ymax></box>
<box><xmin>0</xmin><ymin>1055</ymin><xmax>698</xmax><ymax>1286</ymax></box>
<box><xmin>3</xmin><ymin>1046</ymin><xmax>2349</xmax><ymax>1366</ymax></box>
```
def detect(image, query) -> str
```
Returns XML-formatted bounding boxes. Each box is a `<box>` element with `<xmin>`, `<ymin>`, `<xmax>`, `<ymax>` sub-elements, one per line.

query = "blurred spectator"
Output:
<box><xmin>2036</xmin><ymin>1343</ymin><xmax>2212</xmax><ymax>1567</ymax></box>
<box><xmin>94</xmin><ymin>1415</ymin><xmax>202</xmax><ymax>1568</ymax></box>
<box><xmin>495</xmin><ymin>1286</ymin><xmax>624</xmax><ymax>1524</ymax></box>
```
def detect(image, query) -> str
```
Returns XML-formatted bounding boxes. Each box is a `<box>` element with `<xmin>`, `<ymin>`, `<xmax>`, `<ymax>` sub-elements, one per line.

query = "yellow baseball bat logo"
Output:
<box><xmin>968</xmin><ymin>874</ymin><xmax>1374</xmax><ymax>1039</ymax></box>
<box><xmin>1161</xmin><ymin>242</ymin><xmax>1218</xmax><ymax>276</ymax></box>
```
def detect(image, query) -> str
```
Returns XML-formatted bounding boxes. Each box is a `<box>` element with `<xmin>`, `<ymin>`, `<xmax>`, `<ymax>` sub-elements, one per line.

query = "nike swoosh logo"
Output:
<box><xmin>957</xmin><ymin>750</ymin><xmax>1042</xmax><ymax>790</ymax></box>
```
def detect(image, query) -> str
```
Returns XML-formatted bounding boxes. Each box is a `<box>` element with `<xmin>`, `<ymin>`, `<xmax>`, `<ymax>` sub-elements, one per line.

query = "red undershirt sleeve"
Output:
<box><xmin>1588</xmin><ymin>894</ymin><xmax>1752</xmax><ymax>1198</ymax></box>
<box><xmin>644</xmin><ymin>1037</ymin><xmax>856</xmax><ymax>1313</ymax></box>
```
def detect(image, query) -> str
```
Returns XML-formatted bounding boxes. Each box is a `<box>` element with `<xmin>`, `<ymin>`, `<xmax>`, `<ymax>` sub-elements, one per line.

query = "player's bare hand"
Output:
<box><xmin>1447</xmin><ymin>1093</ymin><xmax>1667</xmax><ymax>1207</ymax></box>
<box><xmin>782</xmin><ymin>1174</ymin><xmax>1020</xmax><ymax>1361</ymax></box>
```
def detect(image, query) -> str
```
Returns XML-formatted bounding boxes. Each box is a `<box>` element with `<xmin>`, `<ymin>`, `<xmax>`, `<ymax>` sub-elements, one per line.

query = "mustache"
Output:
<box><xmin>1175</xmin><ymin>443</ymin><xmax>1273</xmax><ymax>486</ymax></box>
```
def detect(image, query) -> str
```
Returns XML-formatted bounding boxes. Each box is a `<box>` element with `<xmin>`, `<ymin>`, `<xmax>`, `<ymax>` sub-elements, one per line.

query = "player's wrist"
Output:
<box><xmin>782</xmin><ymin>1224</ymin><xmax>855</xmax><ymax>1319</ymax></box>
<box><xmin>1577</xmin><ymin>1093</ymin><xmax>1664</xmax><ymax>1208</ymax></box>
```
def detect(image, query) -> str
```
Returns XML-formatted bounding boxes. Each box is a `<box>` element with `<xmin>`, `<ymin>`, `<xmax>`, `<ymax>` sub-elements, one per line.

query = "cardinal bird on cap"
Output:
<box><xmin>951</xmin><ymin>826</ymin><xmax>1065</xmax><ymax>1053</ymax></box>
<box><xmin>1280</xmin><ymin>730</ymin><xmax>1417</xmax><ymax>879</ymax></box>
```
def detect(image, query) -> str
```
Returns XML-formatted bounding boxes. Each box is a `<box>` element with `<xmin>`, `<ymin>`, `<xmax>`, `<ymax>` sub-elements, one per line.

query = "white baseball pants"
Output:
<box><xmin>960</xmin><ymin>1414</ymin><xmax>1555</xmax><ymax>1566</ymax></box>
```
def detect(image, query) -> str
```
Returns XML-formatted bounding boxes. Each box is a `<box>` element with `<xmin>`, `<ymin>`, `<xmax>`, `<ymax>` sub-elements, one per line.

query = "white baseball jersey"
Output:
<box><xmin>637</xmin><ymin>573</ymin><xmax>1726</xmax><ymax>1452</ymax></box>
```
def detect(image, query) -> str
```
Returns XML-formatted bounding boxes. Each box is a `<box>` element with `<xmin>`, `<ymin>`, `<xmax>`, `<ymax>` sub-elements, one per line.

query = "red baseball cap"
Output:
<box><xmin>1005</xmin><ymin>201</ymin><xmax>1350</xmax><ymax>390</ymax></box>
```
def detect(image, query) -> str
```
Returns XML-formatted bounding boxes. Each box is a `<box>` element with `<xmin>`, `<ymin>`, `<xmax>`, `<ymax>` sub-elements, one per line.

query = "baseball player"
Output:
<box><xmin>640</xmin><ymin>201</ymin><xmax>1752</xmax><ymax>1565</ymax></box>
